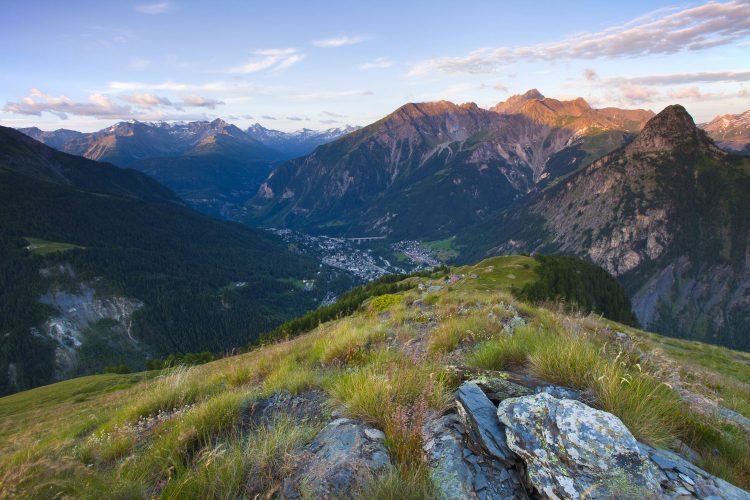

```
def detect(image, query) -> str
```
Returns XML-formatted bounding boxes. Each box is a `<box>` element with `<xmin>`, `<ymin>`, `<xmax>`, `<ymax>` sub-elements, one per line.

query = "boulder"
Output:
<box><xmin>456</xmin><ymin>382</ymin><xmax>517</xmax><ymax>465</ymax></box>
<box><xmin>640</xmin><ymin>443</ymin><xmax>750</xmax><ymax>499</ymax></box>
<box><xmin>422</xmin><ymin>414</ymin><xmax>526</xmax><ymax>499</ymax></box>
<box><xmin>281</xmin><ymin>418</ymin><xmax>390</xmax><ymax>499</ymax></box>
<box><xmin>497</xmin><ymin>393</ymin><xmax>662</xmax><ymax>498</ymax></box>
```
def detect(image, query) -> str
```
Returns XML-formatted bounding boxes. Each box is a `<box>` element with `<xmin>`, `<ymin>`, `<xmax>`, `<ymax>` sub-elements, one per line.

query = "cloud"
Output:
<box><xmin>321</xmin><ymin>110</ymin><xmax>346</xmax><ymax>118</ymax></box>
<box><xmin>4</xmin><ymin>88</ymin><xmax>132</xmax><ymax>119</ymax></box>
<box><xmin>319</xmin><ymin>119</ymin><xmax>339</xmax><ymax>124</ymax></box>
<box><xmin>181</xmin><ymin>95</ymin><xmax>224</xmax><ymax>109</ymax></box>
<box><xmin>108</xmin><ymin>80</ymin><xmax>276</xmax><ymax>95</ymax></box>
<box><xmin>359</xmin><ymin>57</ymin><xmax>393</xmax><ymax>70</ymax></box>
<box><xmin>408</xmin><ymin>1</ymin><xmax>750</xmax><ymax>76</ymax></box>
<box><xmin>293</xmin><ymin>89</ymin><xmax>373</xmax><ymax>101</ymax></box>
<box><xmin>129</xmin><ymin>58</ymin><xmax>151</xmax><ymax>70</ymax></box>
<box><xmin>229</xmin><ymin>48</ymin><xmax>304</xmax><ymax>73</ymax></box>
<box><xmin>313</xmin><ymin>35</ymin><xmax>369</xmax><ymax>48</ymax></box>
<box><xmin>583</xmin><ymin>68</ymin><xmax>599</xmax><ymax>81</ymax></box>
<box><xmin>618</xmin><ymin>84</ymin><xmax>661</xmax><ymax>104</ymax></box>
<box><xmin>261</xmin><ymin>115</ymin><xmax>277</xmax><ymax>120</ymax></box>
<box><xmin>120</xmin><ymin>93</ymin><xmax>172</xmax><ymax>106</ymax></box>
<box><xmin>493</xmin><ymin>83</ymin><xmax>509</xmax><ymax>92</ymax></box>
<box><xmin>605</xmin><ymin>69</ymin><xmax>750</xmax><ymax>86</ymax></box>
<box><xmin>286</xmin><ymin>116</ymin><xmax>309</xmax><ymax>121</ymax></box>
<box><xmin>666</xmin><ymin>86</ymin><xmax>744</xmax><ymax>101</ymax></box>
<box><xmin>134</xmin><ymin>1</ymin><xmax>171</xmax><ymax>14</ymax></box>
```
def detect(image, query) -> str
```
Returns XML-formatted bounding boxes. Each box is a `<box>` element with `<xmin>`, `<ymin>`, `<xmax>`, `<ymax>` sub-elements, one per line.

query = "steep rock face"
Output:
<box><xmin>248</xmin><ymin>92</ymin><xmax>652</xmax><ymax>238</ymax></box>
<box><xmin>702</xmin><ymin>109</ymin><xmax>750</xmax><ymax>154</ymax></box>
<box><xmin>36</xmin><ymin>278</ymin><xmax>144</xmax><ymax>378</ymax></box>
<box><xmin>468</xmin><ymin>105</ymin><xmax>750</xmax><ymax>349</ymax></box>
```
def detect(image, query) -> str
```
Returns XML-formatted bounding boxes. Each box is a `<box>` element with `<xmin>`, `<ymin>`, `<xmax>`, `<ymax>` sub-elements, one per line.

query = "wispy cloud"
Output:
<box><xmin>321</xmin><ymin>110</ymin><xmax>346</xmax><ymax>118</ymax></box>
<box><xmin>107</xmin><ymin>80</ymin><xmax>276</xmax><ymax>95</ymax></box>
<box><xmin>359</xmin><ymin>57</ymin><xmax>393</xmax><ymax>70</ymax></box>
<box><xmin>261</xmin><ymin>115</ymin><xmax>277</xmax><ymax>120</ymax></box>
<box><xmin>583</xmin><ymin>68</ymin><xmax>599</xmax><ymax>81</ymax></box>
<box><xmin>228</xmin><ymin>48</ymin><xmax>304</xmax><ymax>74</ymax></box>
<box><xmin>604</xmin><ymin>69</ymin><xmax>750</xmax><ymax>86</ymax></box>
<box><xmin>181</xmin><ymin>95</ymin><xmax>224</xmax><ymax>109</ymax></box>
<box><xmin>134</xmin><ymin>1</ymin><xmax>171</xmax><ymax>14</ymax></box>
<box><xmin>408</xmin><ymin>1</ymin><xmax>750</xmax><ymax>76</ymax></box>
<box><xmin>313</xmin><ymin>35</ymin><xmax>369</xmax><ymax>48</ymax></box>
<box><xmin>292</xmin><ymin>89</ymin><xmax>373</xmax><ymax>101</ymax></box>
<box><xmin>129</xmin><ymin>58</ymin><xmax>151</xmax><ymax>70</ymax></box>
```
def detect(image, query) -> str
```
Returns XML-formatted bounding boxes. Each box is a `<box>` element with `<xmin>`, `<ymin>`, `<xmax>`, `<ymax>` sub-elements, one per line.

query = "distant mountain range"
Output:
<box><xmin>18</xmin><ymin>120</ymin><xmax>358</xmax><ymax>218</ymax></box>
<box><xmin>701</xmin><ymin>110</ymin><xmax>750</xmax><ymax>155</ymax></box>
<box><xmin>0</xmin><ymin>126</ymin><xmax>340</xmax><ymax>394</ymax></box>
<box><xmin>247</xmin><ymin>90</ymin><xmax>654</xmax><ymax>237</ymax></box>
<box><xmin>246</xmin><ymin>123</ymin><xmax>360</xmax><ymax>159</ymax></box>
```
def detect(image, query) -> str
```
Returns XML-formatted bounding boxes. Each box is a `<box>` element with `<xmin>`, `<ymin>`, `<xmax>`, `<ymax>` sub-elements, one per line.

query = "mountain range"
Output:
<box><xmin>247</xmin><ymin>90</ymin><xmax>654</xmax><ymax>237</ymax></box>
<box><xmin>246</xmin><ymin>122</ymin><xmax>360</xmax><ymax>159</ymax></box>
<box><xmin>245</xmin><ymin>92</ymin><xmax>750</xmax><ymax>350</ymax></box>
<box><xmin>701</xmin><ymin>110</ymin><xmax>750</xmax><ymax>155</ymax></box>
<box><xmin>0</xmin><ymin>126</ymin><xmax>342</xmax><ymax>394</ymax></box>
<box><xmin>461</xmin><ymin>105</ymin><xmax>750</xmax><ymax>349</ymax></box>
<box><xmin>18</xmin><ymin>120</ymin><xmax>356</xmax><ymax>219</ymax></box>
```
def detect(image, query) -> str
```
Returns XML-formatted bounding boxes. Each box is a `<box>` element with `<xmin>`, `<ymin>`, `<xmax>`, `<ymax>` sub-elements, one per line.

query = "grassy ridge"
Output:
<box><xmin>1</xmin><ymin>257</ymin><xmax>748</xmax><ymax>497</ymax></box>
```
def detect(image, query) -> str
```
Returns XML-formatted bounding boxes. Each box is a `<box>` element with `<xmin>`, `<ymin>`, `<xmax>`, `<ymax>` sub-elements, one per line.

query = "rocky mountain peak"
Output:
<box><xmin>492</xmin><ymin>89</ymin><xmax>545</xmax><ymax>114</ymax></box>
<box><xmin>629</xmin><ymin>104</ymin><xmax>715</xmax><ymax>155</ymax></box>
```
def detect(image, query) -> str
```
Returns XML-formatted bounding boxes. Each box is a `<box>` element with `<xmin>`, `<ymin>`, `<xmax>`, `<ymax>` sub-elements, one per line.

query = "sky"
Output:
<box><xmin>1</xmin><ymin>0</ymin><xmax>749</xmax><ymax>132</ymax></box>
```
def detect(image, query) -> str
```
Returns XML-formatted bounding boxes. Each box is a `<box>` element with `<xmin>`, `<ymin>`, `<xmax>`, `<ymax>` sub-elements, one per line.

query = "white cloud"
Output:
<box><xmin>119</xmin><ymin>93</ymin><xmax>172</xmax><ymax>106</ymax></box>
<box><xmin>181</xmin><ymin>95</ymin><xmax>224</xmax><ymax>109</ymax></box>
<box><xmin>313</xmin><ymin>35</ymin><xmax>369</xmax><ymax>48</ymax></box>
<box><xmin>229</xmin><ymin>48</ymin><xmax>304</xmax><ymax>74</ymax></box>
<box><xmin>4</xmin><ymin>89</ymin><xmax>132</xmax><ymax>119</ymax></box>
<box><xmin>134</xmin><ymin>1</ymin><xmax>171</xmax><ymax>14</ymax></box>
<box><xmin>408</xmin><ymin>1</ymin><xmax>750</xmax><ymax>76</ymax></box>
<box><xmin>359</xmin><ymin>57</ymin><xmax>394</xmax><ymax>70</ymax></box>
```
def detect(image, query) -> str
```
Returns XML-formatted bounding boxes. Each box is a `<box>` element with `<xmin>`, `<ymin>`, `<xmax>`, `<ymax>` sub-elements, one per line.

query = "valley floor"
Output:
<box><xmin>1</xmin><ymin>257</ymin><xmax>749</xmax><ymax>498</ymax></box>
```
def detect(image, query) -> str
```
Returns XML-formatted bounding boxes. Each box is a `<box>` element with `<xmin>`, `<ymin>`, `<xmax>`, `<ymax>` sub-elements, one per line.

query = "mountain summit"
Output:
<box><xmin>629</xmin><ymin>104</ymin><xmax>717</xmax><ymax>154</ymax></box>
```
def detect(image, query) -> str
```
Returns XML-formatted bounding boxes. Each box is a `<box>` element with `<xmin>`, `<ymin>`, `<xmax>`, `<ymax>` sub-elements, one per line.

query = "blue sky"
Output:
<box><xmin>1</xmin><ymin>0</ymin><xmax>749</xmax><ymax>131</ymax></box>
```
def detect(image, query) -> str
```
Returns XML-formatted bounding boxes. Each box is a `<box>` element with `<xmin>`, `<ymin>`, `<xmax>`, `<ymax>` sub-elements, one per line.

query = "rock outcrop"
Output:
<box><xmin>420</xmin><ymin>380</ymin><xmax>749</xmax><ymax>499</ymax></box>
<box><xmin>497</xmin><ymin>392</ymin><xmax>662</xmax><ymax>498</ymax></box>
<box><xmin>282</xmin><ymin>418</ymin><xmax>391</xmax><ymax>499</ymax></box>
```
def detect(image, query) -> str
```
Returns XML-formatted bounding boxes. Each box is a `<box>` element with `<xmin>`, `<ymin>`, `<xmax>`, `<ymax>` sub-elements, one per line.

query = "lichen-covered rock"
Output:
<box><xmin>497</xmin><ymin>393</ymin><xmax>662</xmax><ymax>498</ymax></box>
<box><xmin>456</xmin><ymin>382</ymin><xmax>517</xmax><ymax>465</ymax></box>
<box><xmin>281</xmin><ymin>418</ymin><xmax>390</xmax><ymax>499</ymax></box>
<box><xmin>640</xmin><ymin>443</ymin><xmax>750</xmax><ymax>499</ymax></box>
<box><xmin>422</xmin><ymin>413</ymin><xmax>526</xmax><ymax>499</ymax></box>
